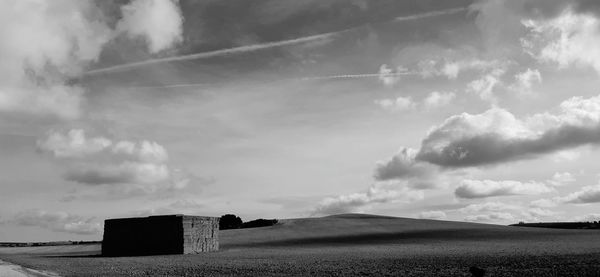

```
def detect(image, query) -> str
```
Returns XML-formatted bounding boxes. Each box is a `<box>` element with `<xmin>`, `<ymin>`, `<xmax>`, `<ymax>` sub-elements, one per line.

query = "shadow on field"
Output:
<box><xmin>223</xmin><ymin>228</ymin><xmax>563</xmax><ymax>248</ymax></box>
<box><xmin>43</xmin><ymin>254</ymin><xmax>102</xmax><ymax>258</ymax></box>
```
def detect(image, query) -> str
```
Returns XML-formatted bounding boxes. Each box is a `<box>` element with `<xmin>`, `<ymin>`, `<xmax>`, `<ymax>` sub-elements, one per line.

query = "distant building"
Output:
<box><xmin>102</xmin><ymin>214</ymin><xmax>219</xmax><ymax>256</ymax></box>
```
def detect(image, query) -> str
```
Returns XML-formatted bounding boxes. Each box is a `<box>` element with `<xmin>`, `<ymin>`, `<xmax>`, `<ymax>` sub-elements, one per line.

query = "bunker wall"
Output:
<box><xmin>102</xmin><ymin>215</ymin><xmax>219</xmax><ymax>256</ymax></box>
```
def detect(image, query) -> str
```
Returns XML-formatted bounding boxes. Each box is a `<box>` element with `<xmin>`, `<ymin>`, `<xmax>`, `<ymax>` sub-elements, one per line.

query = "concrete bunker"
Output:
<box><xmin>102</xmin><ymin>214</ymin><xmax>219</xmax><ymax>256</ymax></box>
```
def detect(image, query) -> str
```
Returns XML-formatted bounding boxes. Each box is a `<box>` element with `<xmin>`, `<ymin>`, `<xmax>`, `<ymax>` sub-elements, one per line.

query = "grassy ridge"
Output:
<box><xmin>221</xmin><ymin>214</ymin><xmax>585</xmax><ymax>248</ymax></box>
<box><xmin>1</xmin><ymin>214</ymin><xmax>600</xmax><ymax>276</ymax></box>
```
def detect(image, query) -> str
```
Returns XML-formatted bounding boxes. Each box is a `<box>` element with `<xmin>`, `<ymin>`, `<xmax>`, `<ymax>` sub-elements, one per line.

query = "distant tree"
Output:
<box><xmin>219</xmin><ymin>214</ymin><xmax>243</xmax><ymax>230</ymax></box>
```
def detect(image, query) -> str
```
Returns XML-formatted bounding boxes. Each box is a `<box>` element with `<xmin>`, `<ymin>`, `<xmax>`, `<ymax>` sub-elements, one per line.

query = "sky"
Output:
<box><xmin>2</xmin><ymin>0</ymin><xmax>600</xmax><ymax>241</ymax></box>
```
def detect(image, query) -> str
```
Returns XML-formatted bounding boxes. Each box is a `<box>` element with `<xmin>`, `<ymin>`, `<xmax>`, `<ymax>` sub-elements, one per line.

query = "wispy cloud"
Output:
<box><xmin>10</xmin><ymin>209</ymin><xmax>101</xmax><ymax>235</ymax></box>
<box><xmin>311</xmin><ymin>183</ymin><xmax>423</xmax><ymax>216</ymax></box>
<box><xmin>455</xmin><ymin>179</ymin><xmax>553</xmax><ymax>199</ymax></box>
<box><xmin>419</xmin><ymin>210</ymin><xmax>447</xmax><ymax>220</ymax></box>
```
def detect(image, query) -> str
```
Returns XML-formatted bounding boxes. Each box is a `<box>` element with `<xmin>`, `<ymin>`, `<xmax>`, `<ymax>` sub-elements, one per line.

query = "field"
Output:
<box><xmin>2</xmin><ymin>214</ymin><xmax>600</xmax><ymax>276</ymax></box>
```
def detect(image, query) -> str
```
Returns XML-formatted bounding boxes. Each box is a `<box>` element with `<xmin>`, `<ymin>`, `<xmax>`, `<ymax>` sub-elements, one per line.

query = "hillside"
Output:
<box><xmin>1</xmin><ymin>213</ymin><xmax>595</xmax><ymax>256</ymax></box>
<box><xmin>220</xmin><ymin>213</ymin><xmax>588</xmax><ymax>249</ymax></box>
<box><xmin>1</xmin><ymin>214</ymin><xmax>600</xmax><ymax>276</ymax></box>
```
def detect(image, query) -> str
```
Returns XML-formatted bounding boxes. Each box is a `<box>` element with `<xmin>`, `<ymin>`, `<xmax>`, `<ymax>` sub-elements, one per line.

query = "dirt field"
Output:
<box><xmin>2</xmin><ymin>214</ymin><xmax>600</xmax><ymax>276</ymax></box>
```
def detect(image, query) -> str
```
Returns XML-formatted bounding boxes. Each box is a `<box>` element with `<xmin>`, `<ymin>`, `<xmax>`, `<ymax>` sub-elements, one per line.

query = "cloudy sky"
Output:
<box><xmin>2</xmin><ymin>0</ymin><xmax>600</xmax><ymax>241</ymax></box>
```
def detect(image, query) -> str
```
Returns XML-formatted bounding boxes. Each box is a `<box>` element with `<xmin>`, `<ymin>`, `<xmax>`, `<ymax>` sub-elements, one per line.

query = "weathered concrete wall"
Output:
<box><xmin>183</xmin><ymin>216</ymin><xmax>219</xmax><ymax>254</ymax></box>
<box><xmin>102</xmin><ymin>214</ymin><xmax>219</xmax><ymax>256</ymax></box>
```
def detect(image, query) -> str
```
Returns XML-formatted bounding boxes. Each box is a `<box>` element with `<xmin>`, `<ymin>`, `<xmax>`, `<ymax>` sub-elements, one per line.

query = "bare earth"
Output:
<box><xmin>1</xmin><ymin>214</ymin><xmax>600</xmax><ymax>276</ymax></box>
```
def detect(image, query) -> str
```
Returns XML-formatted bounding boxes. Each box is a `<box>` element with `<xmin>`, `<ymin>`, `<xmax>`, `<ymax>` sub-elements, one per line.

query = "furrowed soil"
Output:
<box><xmin>1</xmin><ymin>214</ymin><xmax>600</xmax><ymax>276</ymax></box>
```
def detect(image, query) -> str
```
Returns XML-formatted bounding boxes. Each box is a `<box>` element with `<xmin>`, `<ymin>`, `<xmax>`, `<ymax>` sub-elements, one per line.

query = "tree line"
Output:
<box><xmin>219</xmin><ymin>214</ymin><xmax>278</xmax><ymax>230</ymax></box>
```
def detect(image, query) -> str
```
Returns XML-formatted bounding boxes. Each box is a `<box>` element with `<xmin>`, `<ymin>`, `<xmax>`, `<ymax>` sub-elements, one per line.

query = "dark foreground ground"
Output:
<box><xmin>2</xmin><ymin>214</ymin><xmax>600</xmax><ymax>276</ymax></box>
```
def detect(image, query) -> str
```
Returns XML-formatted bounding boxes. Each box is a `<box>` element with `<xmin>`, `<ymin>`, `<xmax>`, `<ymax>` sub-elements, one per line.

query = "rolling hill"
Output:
<box><xmin>1</xmin><ymin>214</ymin><xmax>600</xmax><ymax>276</ymax></box>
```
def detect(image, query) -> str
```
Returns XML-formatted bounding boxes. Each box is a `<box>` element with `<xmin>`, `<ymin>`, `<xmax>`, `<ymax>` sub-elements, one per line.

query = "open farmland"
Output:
<box><xmin>1</xmin><ymin>214</ymin><xmax>600</xmax><ymax>276</ymax></box>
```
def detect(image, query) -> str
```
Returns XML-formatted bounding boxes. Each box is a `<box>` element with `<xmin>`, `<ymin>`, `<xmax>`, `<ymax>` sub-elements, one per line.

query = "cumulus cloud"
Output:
<box><xmin>418</xmin><ymin>58</ymin><xmax>503</xmax><ymax>80</ymax></box>
<box><xmin>548</xmin><ymin>172</ymin><xmax>576</xmax><ymax>186</ymax></box>
<box><xmin>575</xmin><ymin>213</ymin><xmax>600</xmax><ymax>222</ymax></box>
<box><xmin>377</xmin><ymin>64</ymin><xmax>406</xmax><ymax>86</ymax></box>
<box><xmin>312</xmin><ymin>184</ymin><xmax>423</xmax><ymax>216</ymax></box>
<box><xmin>556</xmin><ymin>185</ymin><xmax>600</xmax><ymax>204</ymax></box>
<box><xmin>133</xmin><ymin>199</ymin><xmax>205</xmax><ymax>217</ymax></box>
<box><xmin>534</xmin><ymin>179</ymin><xmax>600</xmax><ymax>206</ymax></box>
<box><xmin>37</xmin><ymin>129</ymin><xmax>189</xmax><ymax>196</ymax></box>
<box><xmin>458</xmin><ymin>201</ymin><xmax>520</xmax><ymax>213</ymax></box>
<box><xmin>376</xmin><ymin>92</ymin><xmax>456</xmax><ymax>113</ymax></box>
<box><xmin>522</xmin><ymin>207</ymin><xmax>557</xmax><ymax>220</ymax></box>
<box><xmin>374</xmin><ymin>148</ymin><xmax>438</xmax><ymax>189</ymax></box>
<box><xmin>117</xmin><ymin>0</ymin><xmax>184</xmax><ymax>53</ymax></box>
<box><xmin>530</xmin><ymin>198</ymin><xmax>558</xmax><ymax>208</ymax></box>
<box><xmin>464</xmin><ymin>212</ymin><xmax>514</xmax><ymax>223</ymax></box>
<box><xmin>457</xmin><ymin>201</ymin><xmax>554</xmax><ymax>223</ymax></box>
<box><xmin>522</xmin><ymin>8</ymin><xmax>600</xmax><ymax>74</ymax></box>
<box><xmin>12</xmin><ymin>209</ymin><xmax>101</xmax><ymax>235</ymax></box>
<box><xmin>36</xmin><ymin>129</ymin><xmax>112</xmax><ymax>158</ymax></box>
<box><xmin>466</xmin><ymin>68</ymin><xmax>505</xmax><ymax>104</ymax></box>
<box><xmin>419</xmin><ymin>211</ymin><xmax>447</xmax><ymax>220</ymax></box>
<box><xmin>551</xmin><ymin>149</ymin><xmax>582</xmax><ymax>162</ymax></box>
<box><xmin>374</xmin><ymin>97</ymin><xmax>416</xmax><ymax>112</ymax></box>
<box><xmin>469</xmin><ymin>0</ymin><xmax>599</xmax><ymax>49</ymax></box>
<box><xmin>455</xmin><ymin>179</ymin><xmax>553</xmax><ymax>199</ymax></box>
<box><xmin>424</xmin><ymin>91</ymin><xmax>456</xmax><ymax>109</ymax></box>
<box><xmin>0</xmin><ymin>0</ymin><xmax>112</xmax><ymax>119</ymax></box>
<box><xmin>414</xmin><ymin>94</ymin><xmax>600</xmax><ymax>168</ymax></box>
<box><xmin>510</xmin><ymin>68</ymin><xmax>542</xmax><ymax>95</ymax></box>
<box><xmin>64</xmin><ymin>162</ymin><xmax>169</xmax><ymax>185</ymax></box>
<box><xmin>0</xmin><ymin>0</ymin><xmax>183</xmax><ymax>119</ymax></box>
<box><xmin>471</xmin><ymin>0</ymin><xmax>600</xmax><ymax>78</ymax></box>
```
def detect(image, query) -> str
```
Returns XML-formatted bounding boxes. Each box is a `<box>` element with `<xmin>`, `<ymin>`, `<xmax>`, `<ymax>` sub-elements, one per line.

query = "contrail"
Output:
<box><xmin>128</xmin><ymin>72</ymin><xmax>418</xmax><ymax>90</ymax></box>
<box><xmin>85</xmin><ymin>6</ymin><xmax>468</xmax><ymax>76</ymax></box>
<box><xmin>393</xmin><ymin>6</ymin><xmax>468</xmax><ymax>22</ymax></box>
<box><xmin>299</xmin><ymin>72</ymin><xmax>417</xmax><ymax>81</ymax></box>
<box><xmin>129</xmin><ymin>83</ymin><xmax>209</xmax><ymax>89</ymax></box>
<box><xmin>85</xmin><ymin>31</ymin><xmax>345</xmax><ymax>76</ymax></box>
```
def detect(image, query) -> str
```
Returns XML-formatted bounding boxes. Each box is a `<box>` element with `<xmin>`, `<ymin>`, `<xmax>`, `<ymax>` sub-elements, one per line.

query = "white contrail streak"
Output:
<box><xmin>299</xmin><ymin>72</ymin><xmax>417</xmax><ymax>81</ymax></box>
<box><xmin>130</xmin><ymin>83</ymin><xmax>209</xmax><ymax>89</ymax></box>
<box><xmin>393</xmin><ymin>7</ymin><xmax>467</xmax><ymax>22</ymax></box>
<box><xmin>85</xmin><ymin>31</ymin><xmax>344</xmax><ymax>76</ymax></box>
<box><xmin>128</xmin><ymin>72</ymin><xmax>418</xmax><ymax>90</ymax></box>
<box><xmin>85</xmin><ymin>6</ymin><xmax>468</xmax><ymax>76</ymax></box>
